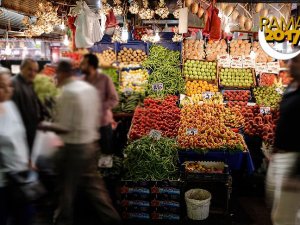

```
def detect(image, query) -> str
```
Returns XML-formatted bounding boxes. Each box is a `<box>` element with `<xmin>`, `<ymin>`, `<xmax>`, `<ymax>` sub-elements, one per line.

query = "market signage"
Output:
<box><xmin>259</xmin><ymin>16</ymin><xmax>300</xmax><ymax>60</ymax></box>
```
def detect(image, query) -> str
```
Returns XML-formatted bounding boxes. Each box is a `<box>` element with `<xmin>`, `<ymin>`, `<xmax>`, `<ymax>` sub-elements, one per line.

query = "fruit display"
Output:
<box><xmin>117</xmin><ymin>47</ymin><xmax>147</xmax><ymax>64</ymax></box>
<box><xmin>41</xmin><ymin>64</ymin><xmax>56</xmax><ymax>77</ymax></box>
<box><xmin>253</xmin><ymin>86</ymin><xmax>283</xmax><ymax>108</ymax></box>
<box><xmin>227</xmin><ymin>101</ymin><xmax>248</xmax><ymax>107</ymax></box>
<box><xmin>230</xmin><ymin>40</ymin><xmax>251</xmax><ymax>56</ymax></box>
<box><xmin>129</xmin><ymin>95</ymin><xmax>181</xmax><ymax>140</ymax></box>
<box><xmin>219</xmin><ymin>68</ymin><xmax>255</xmax><ymax>88</ymax></box>
<box><xmin>133</xmin><ymin>27</ymin><xmax>148</xmax><ymax>40</ymax></box>
<box><xmin>143</xmin><ymin>45</ymin><xmax>185</xmax><ymax>96</ymax></box>
<box><xmin>183</xmin><ymin>40</ymin><xmax>205</xmax><ymax>60</ymax></box>
<box><xmin>205</xmin><ymin>39</ymin><xmax>228</xmax><ymax>61</ymax></box>
<box><xmin>124</xmin><ymin>136</ymin><xmax>178</xmax><ymax>181</ymax></box>
<box><xmin>278</xmin><ymin>71</ymin><xmax>292</xmax><ymax>85</ymax></box>
<box><xmin>181</xmin><ymin>92</ymin><xmax>223</xmax><ymax>105</ymax></box>
<box><xmin>223</xmin><ymin>90</ymin><xmax>251</xmax><ymax>102</ymax></box>
<box><xmin>178</xmin><ymin>104</ymin><xmax>247</xmax><ymax>151</ymax></box>
<box><xmin>184</xmin><ymin>60</ymin><xmax>217</xmax><ymax>82</ymax></box>
<box><xmin>241</xmin><ymin>105</ymin><xmax>279</xmax><ymax>144</ymax></box>
<box><xmin>186</xmin><ymin>80</ymin><xmax>218</xmax><ymax>96</ymax></box>
<box><xmin>113</xmin><ymin>93</ymin><xmax>144</xmax><ymax>113</ymax></box>
<box><xmin>97</xmin><ymin>49</ymin><xmax>116</xmax><ymax>66</ymax></box>
<box><xmin>222</xmin><ymin>106</ymin><xmax>245</xmax><ymax>128</ymax></box>
<box><xmin>252</xmin><ymin>41</ymin><xmax>274</xmax><ymax>63</ymax></box>
<box><xmin>185</xmin><ymin>162</ymin><xmax>224</xmax><ymax>173</ymax></box>
<box><xmin>259</xmin><ymin>73</ymin><xmax>277</xmax><ymax>87</ymax></box>
<box><xmin>120</xmin><ymin>69</ymin><xmax>148</xmax><ymax>93</ymax></box>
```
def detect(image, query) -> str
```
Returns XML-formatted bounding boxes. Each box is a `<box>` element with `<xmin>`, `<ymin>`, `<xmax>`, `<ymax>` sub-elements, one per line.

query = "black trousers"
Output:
<box><xmin>54</xmin><ymin>143</ymin><xmax>121</xmax><ymax>225</ymax></box>
<box><xmin>99</xmin><ymin>125</ymin><xmax>114</xmax><ymax>155</ymax></box>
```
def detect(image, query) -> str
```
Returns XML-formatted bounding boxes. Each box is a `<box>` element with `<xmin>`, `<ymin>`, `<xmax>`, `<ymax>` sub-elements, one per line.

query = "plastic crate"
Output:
<box><xmin>90</xmin><ymin>42</ymin><xmax>117</xmax><ymax>53</ymax></box>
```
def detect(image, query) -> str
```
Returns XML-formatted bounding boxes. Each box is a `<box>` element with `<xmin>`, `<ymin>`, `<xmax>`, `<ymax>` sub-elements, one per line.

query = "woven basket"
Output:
<box><xmin>185</xmin><ymin>189</ymin><xmax>211</xmax><ymax>220</ymax></box>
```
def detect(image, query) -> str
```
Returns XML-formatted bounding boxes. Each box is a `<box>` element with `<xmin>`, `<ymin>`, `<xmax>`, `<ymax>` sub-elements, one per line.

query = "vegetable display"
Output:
<box><xmin>205</xmin><ymin>39</ymin><xmax>227</xmax><ymax>61</ymax></box>
<box><xmin>102</xmin><ymin>68</ymin><xmax>119</xmax><ymax>89</ymax></box>
<box><xmin>230</xmin><ymin>40</ymin><xmax>251</xmax><ymax>56</ymax></box>
<box><xmin>117</xmin><ymin>47</ymin><xmax>147</xmax><ymax>64</ymax></box>
<box><xmin>124</xmin><ymin>136</ymin><xmax>178</xmax><ymax>181</ymax></box>
<box><xmin>142</xmin><ymin>45</ymin><xmax>185</xmax><ymax>97</ymax></box>
<box><xmin>120</xmin><ymin>69</ymin><xmax>148</xmax><ymax>93</ymax></box>
<box><xmin>278</xmin><ymin>71</ymin><xmax>292</xmax><ymax>85</ymax></box>
<box><xmin>223</xmin><ymin>90</ymin><xmax>251</xmax><ymax>102</ymax></box>
<box><xmin>129</xmin><ymin>95</ymin><xmax>180</xmax><ymax>140</ymax></box>
<box><xmin>178</xmin><ymin>104</ymin><xmax>247</xmax><ymax>151</ymax></box>
<box><xmin>97</xmin><ymin>49</ymin><xmax>116</xmax><ymax>66</ymax></box>
<box><xmin>113</xmin><ymin>93</ymin><xmax>144</xmax><ymax>113</ymax></box>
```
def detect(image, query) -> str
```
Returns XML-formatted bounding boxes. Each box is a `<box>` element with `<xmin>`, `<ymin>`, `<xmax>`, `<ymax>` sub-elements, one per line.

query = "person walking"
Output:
<box><xmin>81</xmin><ymin>53</ymin><xmax>119</xmax><ymax>156</ymax></box>
<box><xmin>0</xmin><ymin>67</ymin><xmax>32</xmax><ymax>225</ymax></box>
<box><xmin>11</xmin><ymin>58</ymin><xmax>42</xmax><ymax>153</ymax></box>
<box><xmin>266</xmin><ymin>55</ymin><xmax>300</xmax><ymax>225</ymax></box>
<box><xmin>40</xmin><ymin>60</ymin><xmax>120</xmax><ymax>225</ymax></box>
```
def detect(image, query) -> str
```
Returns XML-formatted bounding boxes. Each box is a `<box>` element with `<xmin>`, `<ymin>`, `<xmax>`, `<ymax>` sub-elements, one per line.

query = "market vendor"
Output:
<box><xmin>81</xmin><ymin>53</ymin><xmax>119</xmax><ymax>156</ymax></box>
<box><xmin>11</xmin><ymin>58</ymin><xmax>43</xmax><ymax>153</ymax></box>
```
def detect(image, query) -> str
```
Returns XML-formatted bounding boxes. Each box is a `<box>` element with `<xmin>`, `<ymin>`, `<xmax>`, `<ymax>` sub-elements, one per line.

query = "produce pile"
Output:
<box><xmin>205</xmin><ymin>39</ymin><xmax>227</xmax><ymax>61</ymax></box>
<box><xmin>41</xmin><ymin>64</ymin><xmax>56</xmax><ymax>77</ymax></box>
<box><xmin>241</xmin><ymin>105</ymin><xmax>279</xmax><ymax>144</ymax></box>
<box><xmin>181</xmin><ymin>92</ymin><xmax>223</xmax><ymax>105</ymax></box>
<box><xmin>120</xmin><ymin>69</ymin><xmax>148</xmax><ymax>93</ymax></box>
<box><xmin>97</xmin><ymin>49</ymin><xmax>116</xmax><ymax>66</ymax></box>
<box><xmin>178</xmin><ymin>104</ymin><xmax>247</xmax><ymax>151</ymax></box>
<box><xmin>219</xmin><ymin>68</ymin><xmax>255</xmax><ymax>88</ymax></box>
<box><xmin>185</xmin><ymin>80</ymin><xmax>218</xmax><ymax>96</ymax></box>
<box><xmin>259</xmin><ymin>73</ymin><xmax>277</xmax><ymax>87</ymax></box>
<box><xmin>184</xmin><ymin>60</ymin><xmax>217</xmax><ymax>82</ymax></box>
<box><xmin>34</xmin><ymin>74</ymin><xmax>60</xmax><ymax>103</ymax></box>
<box><xmin>252</xmin><ymin>41</ymin><xmax>274</xmax><ymax>63</ymax></box>
<box><xmin>124</xmin><ymin>136</ymin><xmax>178</xmax><ymax>181</ymax></box>
<box><xmin>143</xmin><ymin>45</ymin><xmax>185</xmax><ymax>96</ymax></box>
<box><xmin>185</xmin><ymin>162</ymin><xmax>224</xmax><ymax>173</ymax></box>
<box><xmin>183</xmin><ymin>40</ymin><xmax>205</xmax><ymax>60</ymax></box>
<box><xmin>230</xmin><ymin>40</ymin><xmax>251</xmax><ymax>56</ymax></box>
<box><xmin>117</xmin><ymin>47</ymin><xmax>147</xmax><ymax>64</ymax></box>
<box><xmin>253</xmin><ymin>86</ymin><xmax>283</xmax><ymax>108</ymax></box>
<box><xmin>223</xmin><ymin>90</ymin><xmax>251</xmax><ymax>102</ymax></box>
<box><xmin>129</xmin><ymin>95</ymin><xmax>181</xmax><ymax>140</ymax></box>
<box><xmin>114</xmin><ymin>93</ymin><xmax>144</xmax><ymax>113</ymax></box>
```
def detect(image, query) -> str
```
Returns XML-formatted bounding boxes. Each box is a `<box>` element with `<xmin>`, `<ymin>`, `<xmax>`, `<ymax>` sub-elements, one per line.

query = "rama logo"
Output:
<box><xmin>258</xmin><ymin>16</ymin><xmax>300</xmax><ymax>60</ymax></box>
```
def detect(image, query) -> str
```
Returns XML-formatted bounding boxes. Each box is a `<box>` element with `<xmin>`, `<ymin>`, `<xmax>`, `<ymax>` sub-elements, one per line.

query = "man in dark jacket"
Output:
<box><xmin>11</xmin><ymin>58</ymin><xmax>42</xmax><ymax>153</ymax></box>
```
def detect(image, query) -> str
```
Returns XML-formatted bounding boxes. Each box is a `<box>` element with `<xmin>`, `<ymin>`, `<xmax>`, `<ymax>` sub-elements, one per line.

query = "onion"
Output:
<box><xmin>191</xmin><ymin>2</ymin><xmax>199</xmax><ymax>14</ymax></box>
<box><xmin>185</xmin><ymin>0</ymin><xmax>193</xmax><ymax>8</ymax></box>
<box><xmin>224</xmin><ymin>5</ymin><xmax>234</xmax><ymax>17</ymax></box>
<box><xmin>255</xmin><ymin>3</ymin><xmax>264</xmax><ymax>13</ymax></box>
<box><xmin>238</xmin><ymin>15</ymin><xmax>246</xmax><ymax>25</ymax></box>
<box><xmin>231</xmin><ymin>10</ymin><xmax>239</xmax><ymax>20</ymax></box>
<box><xmin>260</xmin><ymin>9</ymin><xmax>268</xmax><ymax>17</ymax></box>
<box><xmin>197</xmin><ymin>6</ymin><xmax>204</xmax><ymax>18</ymax></box>
<box><xmin>244</xmin><ymin>19</ymin><xmax>253</xmax><ymax>31</ymax></box>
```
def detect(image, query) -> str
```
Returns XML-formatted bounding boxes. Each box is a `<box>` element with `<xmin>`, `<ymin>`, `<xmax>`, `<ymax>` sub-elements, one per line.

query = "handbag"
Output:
<box><xmin>7</xmin><ymin>170</ymin><xmax>46</xmax><ymax>203</ymax></box>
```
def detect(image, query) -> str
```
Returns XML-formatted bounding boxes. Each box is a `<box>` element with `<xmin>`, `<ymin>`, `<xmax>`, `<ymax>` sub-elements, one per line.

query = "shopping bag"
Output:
<box><xmin>31</xmin><ymin>131</ymin><xmax>63</xmax><ymax>170</ymax></box>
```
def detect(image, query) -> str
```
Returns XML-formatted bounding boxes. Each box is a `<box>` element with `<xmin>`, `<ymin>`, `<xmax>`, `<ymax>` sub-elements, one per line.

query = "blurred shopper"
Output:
<box><xmin>266</xmin><ymin>55</ymin><xmax>300</xmax><ymax>225</ymax></box>
<box><xmin>11</xmin><ymin>58</ymin><xmax>42</xmax><ymax>153</ymax></box>
<box><xmin>81</xmin><ymin>53</ymin><xmax>119</xmax><ymax>155</ymax></box>
<box><xmin>0</xmin><ymin>67</ymin><xmax>32</xmax><ymax>225</ymax></box>
<box><xmin>41</xmin><ymin>60</ymin><xmax>120</xmax><ymax>225</ymax></box>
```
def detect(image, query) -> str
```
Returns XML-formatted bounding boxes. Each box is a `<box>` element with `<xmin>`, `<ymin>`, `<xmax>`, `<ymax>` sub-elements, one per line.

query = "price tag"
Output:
<box><xmin>247</xmin><ymin>102</ymin><xmax>256</xmax><ymax>106</ymax></box>
<box><xmin>124</xmin><ymin>88</ymin><xmax>133</xmax><ymax>96</ymax></box>
<box><xmin>260</xmin><ymin>107</ymin><xmax>271</xmax><ymax>115</ymax></box>
<box><xmin>202</xmin><ymin>92</ymin><xmax>214</xmax><ymax>99</ymax></box>
<box><xmin>149</xmin><ymin>130</ymin><xmax>162</xmax><ymax>140</ymax></box>
<box><xmin>152</xmin><ymin>83</ymin><xmax>164</xmax><ymax>91</ymax></box>
<box><xmin>186</xmin><ymin>128</ymin><xmax>198</xmax><ymax>135</ymax></box>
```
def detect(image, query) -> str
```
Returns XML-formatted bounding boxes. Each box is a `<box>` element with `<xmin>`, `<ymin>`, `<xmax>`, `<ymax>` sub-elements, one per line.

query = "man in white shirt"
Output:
<box><xmin>46</xmin><ymin>60</ymin><xmax>120</xmax><ymax>225</ymax></box>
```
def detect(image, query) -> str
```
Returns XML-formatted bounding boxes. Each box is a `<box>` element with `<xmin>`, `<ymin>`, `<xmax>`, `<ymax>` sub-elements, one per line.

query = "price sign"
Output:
<box><xmin>202</xmin><ymin>92</ymin><xmax>214</xmax><ymax>99</ymax></box>
<box><xmin>260</xmin><ymin>107</ymin><xmax>271</xmax><ymax>115</ymax></box>
<box><xmin>186</xmin><ymin>128</ymin><xmax>198</xmax><ymax>135</ymax></box>
<box><xmin>247</xmin><ymin>102</ymin><xmax>256</xmax><ymax>106</ymax></box>
<box><xmin>124</xmin><ymin>88</ymin><xmax>133</xmax><ymax>96</ymax></box>
<box><xmin>152</xmin><ymin>83</ymin><xmax>164</xmax><ymax>91</ymax></box>
<box><xmin>149</xmin><ymin>130</ymin><xmax>162</xmax><ymax>140</ymax></box>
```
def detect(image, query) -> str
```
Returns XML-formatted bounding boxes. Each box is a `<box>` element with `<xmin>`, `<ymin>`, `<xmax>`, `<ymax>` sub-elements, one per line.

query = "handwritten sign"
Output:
<box><xmin>152</xmin><ymin>83</ymin><xmax>164</xmax><ymax>91</ymax></box>
<box><xmin>260</xmin><ymin>107</ymin><xmax>271</xmax><ymax>115</ymax></box>
<box><xmin>149</xmin><ymin>130</ymin><xmax>162</xmax><ymax>140</ymax></box>
<box><xmin>202</xmin><ymin>92</ymin><xmax>214</xmax><ymax>99</ymax></box>
<box><xmin>247</xmin><ymin>102</ymin><xmax>256</xmax><ymax>106</ymax></box>
<box><xmin>186</xmin><ymin>128</ymin><xmax>198</xmax><ymax>135</ymax></box>
<box><xmin>275</xmin><ymin>87</ymin><xmax>284</xmax><ymax>95</ymax></box>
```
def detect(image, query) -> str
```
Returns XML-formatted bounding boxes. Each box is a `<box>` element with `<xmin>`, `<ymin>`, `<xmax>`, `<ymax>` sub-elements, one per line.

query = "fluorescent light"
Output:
<box><xmin>153</xmin><ymin>31</ymin><xmax>160</xmax><ymax>42</ymax></box>
<box><xmin>63</xmin><ymin>34</ymin><xmax>69</xmax><ymax>46</ymax></box>
<box><xmin>5</xmin><ymin>44</ymin><xmax>11</xmax><ymax>55</ymax></box>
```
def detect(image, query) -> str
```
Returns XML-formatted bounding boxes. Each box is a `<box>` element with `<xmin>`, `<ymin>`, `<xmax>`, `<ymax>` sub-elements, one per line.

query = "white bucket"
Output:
<box><xmin>185</xmin><ymin>189</ymin><xmax>211</xmax><ymax>220</ymax></box>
